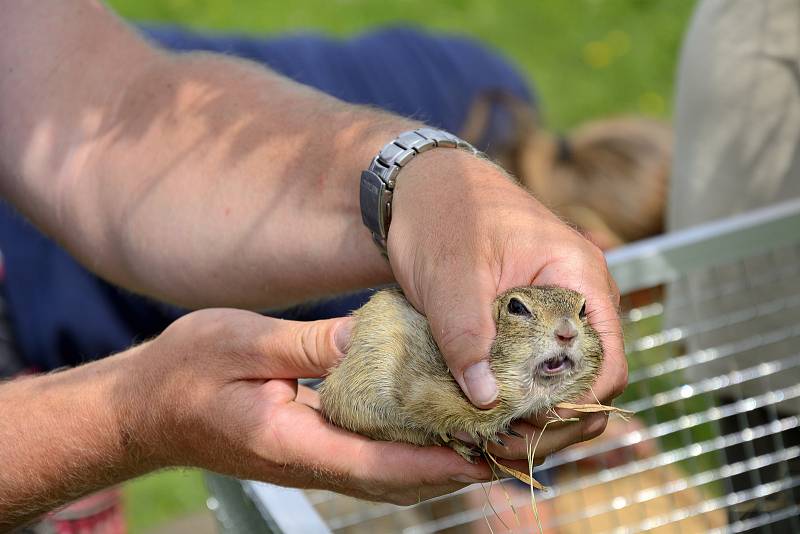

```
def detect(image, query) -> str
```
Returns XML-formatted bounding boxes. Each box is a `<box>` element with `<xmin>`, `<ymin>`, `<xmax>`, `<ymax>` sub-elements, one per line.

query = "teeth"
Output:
<box><xmin>540</xmin><ymin>354</ymin><xmax>572</xmax><ymax>375</ymax></box>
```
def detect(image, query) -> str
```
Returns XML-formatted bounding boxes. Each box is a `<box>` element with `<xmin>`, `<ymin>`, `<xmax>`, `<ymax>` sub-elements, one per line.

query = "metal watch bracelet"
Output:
<box><xmin>359</xmin><ymin>127</ymin><xmax>479</xmax><ymax>254</ymax></box>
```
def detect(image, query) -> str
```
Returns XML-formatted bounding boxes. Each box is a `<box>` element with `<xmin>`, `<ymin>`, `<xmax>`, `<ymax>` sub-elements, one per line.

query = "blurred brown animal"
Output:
<box><xmin>461</xmin><ymin>91</ymin><xmax>671</xmax><ymax>250</ymax></box>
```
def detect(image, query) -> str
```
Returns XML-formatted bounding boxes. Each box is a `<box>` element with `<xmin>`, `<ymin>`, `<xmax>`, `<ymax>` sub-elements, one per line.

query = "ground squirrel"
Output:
<box><xmin>319</xmin><ymin>286</ymin><xmax>603</xmax><ymax>461</ymax></box>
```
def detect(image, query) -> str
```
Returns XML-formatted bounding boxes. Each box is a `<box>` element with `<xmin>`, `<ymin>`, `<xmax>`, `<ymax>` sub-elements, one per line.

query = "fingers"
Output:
<box><xmin>163</xmin><ymin>309</ymin><xmax>353</xmax><ymax>381</ymax></box>
<box><xmin>585</xmin><ymin>258</ymin><xmax>626</xmax><ymax>403</ymax></box>
<box><xmin>244</xmin><ymin>316</ymin><xmax>353</xmax><ymax>380</ymax></box>
<box><xmin>582</xmin><ymin>273</ymin><xmax>626</xmax><ymax>403</ymax></box>
<box><xmin>425</xmin><ymin>272</ymin><xmax>500</xmax><ymax>408</ymax></box>
<box><xmin>526</xmin><ymin>247</ymin><xmax>624</xmax><ymax>438</ymax></box>
<box><xmin>535</xmin><ymin>240</ymin><xmax>627</xmax><ymax>406</ymax></box>
<box><xmin>260</xmin><ymin>391</ymin><xmax>493</xmax><ymax>503</ymax></box>
<box><xmin>295</xmin><ymin>384</ymin><xmax>321</xmax><ymax>410</ymax></box>
<box><xmin>484</xmin><ymin>416</ymin><xmax>608</xmax><ymax>461</ymax></box>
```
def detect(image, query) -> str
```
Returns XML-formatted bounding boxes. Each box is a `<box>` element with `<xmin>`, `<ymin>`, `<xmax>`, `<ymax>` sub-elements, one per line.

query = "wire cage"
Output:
<box><xmin>207</xmin><ymin>198</ymin><xmax>800</xmax><ymax>534</ymax></box>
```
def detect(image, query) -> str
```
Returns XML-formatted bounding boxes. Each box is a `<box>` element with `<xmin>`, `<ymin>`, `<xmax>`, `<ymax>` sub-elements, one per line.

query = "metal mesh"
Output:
<box><xmin>220</xmin><ymin>199</ymin><xmax>800</xmax><ymax>533</ymax></box>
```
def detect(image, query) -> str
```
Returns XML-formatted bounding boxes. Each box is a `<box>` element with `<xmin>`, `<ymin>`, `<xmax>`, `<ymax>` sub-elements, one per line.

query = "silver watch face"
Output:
<box><xmin>360</xmin><ymin>170</ymin><xmax>390</xmax><ymax>243</ymax></box>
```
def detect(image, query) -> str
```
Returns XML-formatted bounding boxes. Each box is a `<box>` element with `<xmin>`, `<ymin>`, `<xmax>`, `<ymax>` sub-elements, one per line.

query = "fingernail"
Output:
<box><xmin>451</xmin><ymin>474</ymin><xmax>488</xmax><ymax>484</ymax></box>
<box><xmin>463</xmin><ymin>361</ymin><xmax>497</xmax><ymax>405</ymax></box>
<box><xmin>334</xmin><ymin>319</ymin><xmax>353</xmax><ymax>356</ymax></box>
<box><xmin>584</xmin><ymin>413</ymin><xmax>608</xmax><ymax>435</ymax></box>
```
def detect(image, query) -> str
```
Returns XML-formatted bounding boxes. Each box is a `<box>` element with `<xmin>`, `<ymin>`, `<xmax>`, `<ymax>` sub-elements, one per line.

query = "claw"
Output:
<box><xmin>449</xmin><ymin>440</ymin><xmax>481</xmax><ymax>463</ymax></box>
<box><xmin>505</xmin><ymin>428</ymin><xmax>523</xmax><ymax>438</ymax></box>
<box><xmin>490</xmin><ymin>436</ymin><xmax>506</xmax><ymax>447</ymax></box>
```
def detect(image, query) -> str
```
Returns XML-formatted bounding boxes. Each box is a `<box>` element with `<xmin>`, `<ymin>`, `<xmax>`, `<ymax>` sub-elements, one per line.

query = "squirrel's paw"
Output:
<box><xmin>449</xmin><ymin>440</ymin><xmax>481</xmax><ymax>463</ymax></box>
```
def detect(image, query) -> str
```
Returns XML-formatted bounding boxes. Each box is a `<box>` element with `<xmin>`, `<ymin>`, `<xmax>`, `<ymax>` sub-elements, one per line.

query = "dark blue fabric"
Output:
<box><xmin>141</xmin><ymin>26</ymin><xmax>535</xmax><ymax>152</ymax></box>
<box><xmin>0</xmin><ymin>26</ymin><xmax>535</xmax><ymax>370</ymax></box>
<box><xmin>0</xmin><ymin>209</ymin><xmax>181</xmax><ymax>369</ymax></box>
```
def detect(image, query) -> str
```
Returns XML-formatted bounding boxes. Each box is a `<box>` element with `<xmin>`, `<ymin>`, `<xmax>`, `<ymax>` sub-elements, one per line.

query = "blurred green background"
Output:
<box><xmin>105</xmin><ymin>0</ymin><xmax>697</xmax><ymax>531</ymax></box>
<box><xmin>109</xmin><ymin>0</ymin><xmax>696</xmax><ymax>130</ymax></box>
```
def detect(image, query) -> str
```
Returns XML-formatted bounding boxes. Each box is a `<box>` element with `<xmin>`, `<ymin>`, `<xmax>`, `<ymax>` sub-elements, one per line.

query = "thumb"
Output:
<box><xmin>425</xmin><ymin>275</ymin><xmax>498</xmax><ymax>408</ymax></box>
<box><xmin>252</xmin><ymin>316</ymin><xmax>353</xmax><ymax>379</ymax></box>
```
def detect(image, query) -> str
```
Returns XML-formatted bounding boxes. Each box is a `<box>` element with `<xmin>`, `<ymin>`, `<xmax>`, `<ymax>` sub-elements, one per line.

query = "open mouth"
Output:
<box><xmin>539</xmin><ymin>353</ymin><xmax>573</xmax><ymax>376</ymax></box>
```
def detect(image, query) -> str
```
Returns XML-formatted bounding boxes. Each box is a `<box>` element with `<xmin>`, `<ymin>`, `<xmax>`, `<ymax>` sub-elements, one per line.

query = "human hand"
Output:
<box><xmin>387</xmin><ymin>150</ymin><xmax>627</xmax><ymax>459</ymax></box>
<box><xmin>122</xmin><ymin>309</ymin><xmax>493</xmax><ymax>504</ymax></box>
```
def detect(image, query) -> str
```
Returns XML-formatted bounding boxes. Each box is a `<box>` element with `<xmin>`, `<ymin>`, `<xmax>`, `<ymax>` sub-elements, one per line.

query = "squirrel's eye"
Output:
<box><xmin>507</xmin><ymin>297</ymin><xmax>531</xmax><ymax>316</ymax></box>
<box><xmin>578</xmin><ymin>301</ymin><xmax>587</xmax><ymax>319</ymax></box>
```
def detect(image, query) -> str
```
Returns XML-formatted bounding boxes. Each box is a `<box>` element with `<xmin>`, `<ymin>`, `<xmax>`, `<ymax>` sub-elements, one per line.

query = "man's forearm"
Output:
<box><xmin>0</xmin><ymin>353</ymin><xmax>150</xmax><ymax>529</ymax></box>
<box><xmin>0</xmin><ymin>1</ymin><xmax>415</xmax><ymax>308</ymax></box>
<box><xmin>52</xmin><ymin>52</ymin><xmax>414</xmax><ymax>308</ymax></box>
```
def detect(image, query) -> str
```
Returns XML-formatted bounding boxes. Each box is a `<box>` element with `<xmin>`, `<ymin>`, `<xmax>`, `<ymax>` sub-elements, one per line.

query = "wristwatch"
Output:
<box><xmin>359</xmin><ymin>127</ymin><xmax>479</xmax><ymax>254</ymax></box>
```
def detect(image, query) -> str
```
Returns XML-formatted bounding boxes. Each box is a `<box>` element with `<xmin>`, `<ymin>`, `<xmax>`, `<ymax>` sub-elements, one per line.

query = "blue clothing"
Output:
<box><xmin>141</xmin><ymin>26</ymin><xmax>535</xmax><ymax>153</ymax></box>
<box><xmin>0</xmin><ymin>26</ymin><xmax>535</xmax><ymax>370</ymax></box>
<box><xmin>0</xmin><ymin>212</ymin><xmax>181</xmax><ymax>369</ymax></box>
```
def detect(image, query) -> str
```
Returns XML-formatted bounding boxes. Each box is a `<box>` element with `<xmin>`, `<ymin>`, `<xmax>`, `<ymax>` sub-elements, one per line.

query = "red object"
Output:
<box><xmin>41</xmin><ymin>488</ymin><xmax>125</xmax><ymax>534</ymax></box>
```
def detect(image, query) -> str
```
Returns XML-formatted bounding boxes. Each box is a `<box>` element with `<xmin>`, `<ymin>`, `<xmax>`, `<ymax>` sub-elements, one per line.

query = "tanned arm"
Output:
<box><xmin>0</xmin><ymin>0</ymin><xmax>626</xmax><ymax>458</ymax></box>
<box><xmin>0</xmin><ymin>313</ymin><xmax>497</xmax><ymax>530</ymax></box>
<box><xmin>0</xmin><ymin>0</ymin><xmax>406</xmax><ymax>309</ymax></box>
<box><xmin>0</xmin><ymin>351</ymin><xmax>151</xmax><ymax>529</ymax></box>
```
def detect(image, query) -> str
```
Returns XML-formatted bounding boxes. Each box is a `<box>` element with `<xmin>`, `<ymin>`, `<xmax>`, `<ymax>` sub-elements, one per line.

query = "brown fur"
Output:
<box><xmin>319</xmin><ymin>286</ymin><xmax>602</xmax><ymax>461</ymax></box>
<box><xmin>519</xmin><ymin>117</ymin><xmax>670</xmax><ymax>246</ymax></box>
<box><xmin>461</xmin><ymin>91</ymin><xmax>671</xmax><ymax>248</ymax></box>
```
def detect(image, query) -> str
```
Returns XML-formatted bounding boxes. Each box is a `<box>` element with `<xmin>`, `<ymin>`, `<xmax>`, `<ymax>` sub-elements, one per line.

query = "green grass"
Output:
<box><xmin>108</xmin><ymin>0</ymin><xmax>696</xmax><ymax>130</ymax></box>
<box><xmin>123</xmin><ymin>469</ymin><xmax>209</xmax><ymax>533</ymax></box>
<box><xmin>104</xmin><ymin>0</ymin><xmax>697</xmax><ymax>530</ymax></box>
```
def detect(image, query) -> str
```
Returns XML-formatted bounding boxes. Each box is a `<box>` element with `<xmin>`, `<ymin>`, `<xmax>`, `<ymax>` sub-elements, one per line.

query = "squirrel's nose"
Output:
<box><xmin>554</xmin><ymin>318</ymin><xmax>578</xmax><ymax>345</ymax></box>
